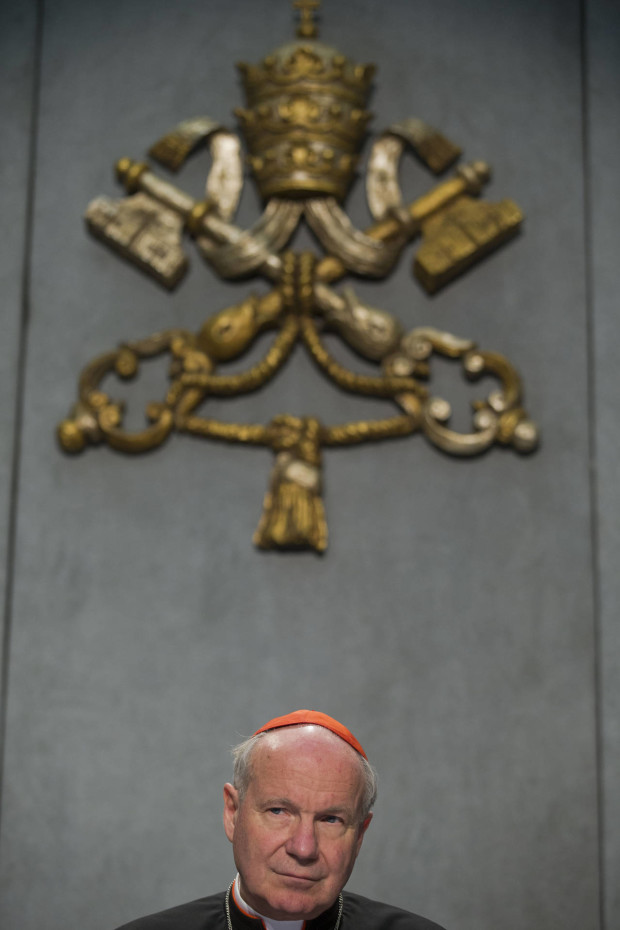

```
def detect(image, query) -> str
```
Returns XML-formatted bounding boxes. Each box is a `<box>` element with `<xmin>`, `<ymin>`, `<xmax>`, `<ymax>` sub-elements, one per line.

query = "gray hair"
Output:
<box><xmin>231</xmin><ymin>729</ymin><xmax>378</xmax><ymax>822</ymax></box>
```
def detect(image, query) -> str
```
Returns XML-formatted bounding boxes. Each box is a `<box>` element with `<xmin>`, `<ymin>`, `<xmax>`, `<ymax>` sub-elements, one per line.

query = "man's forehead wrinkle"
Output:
<box><xmin>254</xmin><ymin>763</ymin><xmax>362</xmax><ymax>797</ymax></box>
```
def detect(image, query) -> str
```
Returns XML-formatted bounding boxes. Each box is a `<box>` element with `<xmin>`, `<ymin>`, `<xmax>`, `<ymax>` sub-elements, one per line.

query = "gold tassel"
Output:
<box><xmin>253</xmin><ymin>416</ymin><xmax>327</xmax><ymax>552</ymax></box>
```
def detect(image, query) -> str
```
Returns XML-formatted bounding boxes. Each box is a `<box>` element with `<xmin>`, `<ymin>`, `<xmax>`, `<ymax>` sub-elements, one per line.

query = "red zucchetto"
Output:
<box><xmin>253</xmin><ymin>709</ymin><xmax>368</xmax><ymax>759</ymax></box>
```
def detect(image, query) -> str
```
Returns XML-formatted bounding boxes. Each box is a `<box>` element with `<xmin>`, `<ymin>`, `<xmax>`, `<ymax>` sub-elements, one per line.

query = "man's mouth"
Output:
<box><xmin>276</xmin><ymin>873</ymin><xmax>320</xmax><ymax>884</ymax></box>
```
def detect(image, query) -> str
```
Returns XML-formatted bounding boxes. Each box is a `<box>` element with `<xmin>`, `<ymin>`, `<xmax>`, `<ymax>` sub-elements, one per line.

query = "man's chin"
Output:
<box><xmin>260</xmin><ymin>883</ymin><xmax>332</xmax><ymax>921</ymax></box>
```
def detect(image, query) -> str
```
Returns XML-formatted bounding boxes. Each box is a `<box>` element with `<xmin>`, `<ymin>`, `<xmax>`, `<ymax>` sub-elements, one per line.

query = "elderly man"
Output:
<box><xmin>115</xmin><ymin>710</ymin><xmax>446</xmax><ymax>930</ymax></box>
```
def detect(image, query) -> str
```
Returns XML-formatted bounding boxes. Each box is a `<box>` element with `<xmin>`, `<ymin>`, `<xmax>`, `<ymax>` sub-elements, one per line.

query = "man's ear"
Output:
<box><xmin>223</xmin><ymin>783</ymin><xmax>240</xmax><ymax>842</ymax></box>
<box><xmin>355</xmin><ymin>812</ymin><xmax>373</xmax><ymax>857</ymax></box>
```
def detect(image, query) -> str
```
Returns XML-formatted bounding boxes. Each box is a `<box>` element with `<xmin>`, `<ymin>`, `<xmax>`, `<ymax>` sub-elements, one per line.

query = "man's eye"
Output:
<box><xmin>322</xmin><ymin>815</ymin><xmax>343</xmax><ymax>824</ymax></box>
<box><xmin>268</xmin><ymin>807</ymin><xmax>284</xmax><ymax>815</ymax></box>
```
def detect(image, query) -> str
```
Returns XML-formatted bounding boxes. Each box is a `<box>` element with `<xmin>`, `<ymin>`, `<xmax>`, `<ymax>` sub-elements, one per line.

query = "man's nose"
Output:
<box><xmin>286</xmin><ymin>817</ymin><xmax>319</xmax><ymax>861</ymax></box>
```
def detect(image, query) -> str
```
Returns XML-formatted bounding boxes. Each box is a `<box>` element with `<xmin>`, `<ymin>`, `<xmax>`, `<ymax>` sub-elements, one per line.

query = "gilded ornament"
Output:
<box><xmin>59</xmin><ymin>1</ymin><xmax>539</xmax><ymax>552</ymax></box>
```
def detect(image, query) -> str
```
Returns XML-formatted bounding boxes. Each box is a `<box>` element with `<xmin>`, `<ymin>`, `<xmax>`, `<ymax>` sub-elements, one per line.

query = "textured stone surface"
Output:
<box><xmin>588</xmin><ymin>1</ymin><xmax>620</xmax><ymax>926</ymax></box>
<box><xmin>0</xmin><ymin>3</ymin><xmax>37</xmax><ymax>747</ymax></box>
<box><xmin>0</xmin><ymin>1</ymin><xmax>611</xmax><ymax>929</ymax></box>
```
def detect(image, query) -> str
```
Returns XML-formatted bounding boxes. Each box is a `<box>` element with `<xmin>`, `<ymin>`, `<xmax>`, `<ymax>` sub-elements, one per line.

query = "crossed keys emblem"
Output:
<box><xmin>58</xmin><ymin>1</ymin><xmax>539</xmax><ymax>552</ymax></box>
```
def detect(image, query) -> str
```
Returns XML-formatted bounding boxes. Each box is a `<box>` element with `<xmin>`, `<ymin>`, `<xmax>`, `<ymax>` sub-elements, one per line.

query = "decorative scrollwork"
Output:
<box><xmin>385</xmin><ymin>329</ymin><xmax>537</xmax><ymax>456</ymax></box>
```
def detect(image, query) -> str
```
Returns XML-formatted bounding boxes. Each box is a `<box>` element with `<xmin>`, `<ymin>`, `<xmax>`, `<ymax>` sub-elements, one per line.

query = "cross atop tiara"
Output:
<box><xmin>293</xmin><ymin>0</ymin><xmax>321</xmax><ymax>39</ymax></box>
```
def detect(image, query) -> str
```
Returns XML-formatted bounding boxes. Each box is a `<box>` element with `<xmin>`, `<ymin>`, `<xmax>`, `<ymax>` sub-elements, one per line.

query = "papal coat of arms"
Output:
<box><xmin>58</xmin><ymin>0</ymin><xmax>538</xmax><ymax>552</ymax></box>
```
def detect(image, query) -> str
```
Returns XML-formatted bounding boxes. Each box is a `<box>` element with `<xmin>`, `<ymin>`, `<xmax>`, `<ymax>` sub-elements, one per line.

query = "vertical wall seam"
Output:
<box><xmin>580</xmin><ymin>0</ymin><xmax>605</xmax><ymax>928</ymax></box>
<box><xmin>0</xmin><ymin>0</ymin><xmax>45</xmax><ymax>836</ymax></box>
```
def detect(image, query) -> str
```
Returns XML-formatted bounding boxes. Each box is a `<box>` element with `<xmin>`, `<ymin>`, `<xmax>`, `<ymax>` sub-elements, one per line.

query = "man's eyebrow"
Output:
<box><xmin>319</xmin><ymin>805</ymin><xmax>356</xmax><ymax>819</ymax></box>
<box><xmin>259</xmin><ymin>798</ymin><xmax>356</xmax><ymax>817</ymax></box>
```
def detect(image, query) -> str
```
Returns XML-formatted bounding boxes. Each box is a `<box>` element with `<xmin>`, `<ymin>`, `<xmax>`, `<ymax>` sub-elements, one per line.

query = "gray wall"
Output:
<box><xmin>0</xmin><ymin>1</ymin><xmax>618</xmax><ymax>928</ymax></box>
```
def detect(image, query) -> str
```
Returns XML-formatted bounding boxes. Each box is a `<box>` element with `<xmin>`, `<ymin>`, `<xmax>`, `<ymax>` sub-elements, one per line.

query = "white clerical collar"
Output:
<box><xmin>233</xmin><ymin>875</ymin><xmax>305</xmax><ymax>930</ymax></box>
